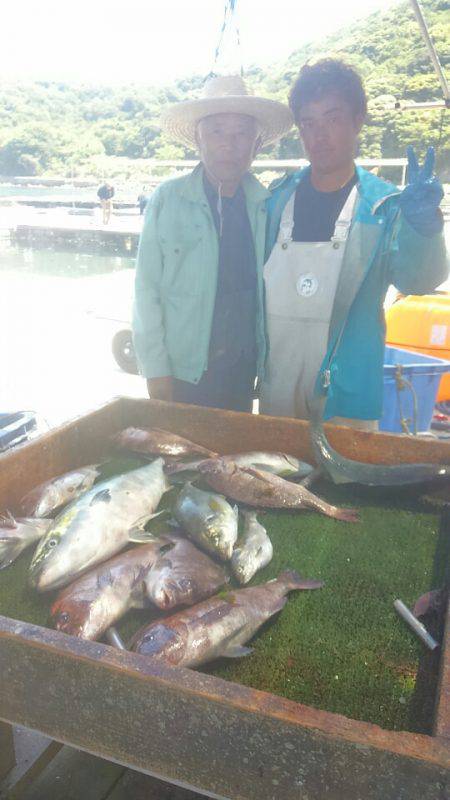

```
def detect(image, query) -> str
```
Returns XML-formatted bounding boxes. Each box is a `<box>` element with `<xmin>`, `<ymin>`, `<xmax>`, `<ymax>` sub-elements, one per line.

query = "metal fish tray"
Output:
<box><xmin>0</xmin><ymin>398</ymin><xmax>448</xmax><ymax>799</ymax></box>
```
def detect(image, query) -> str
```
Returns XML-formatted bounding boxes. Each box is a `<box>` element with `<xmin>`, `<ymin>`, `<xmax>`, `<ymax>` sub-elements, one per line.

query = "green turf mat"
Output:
<box><xmin>0</xmin><ymin>459</ymin><xmax>444</xmax><ymax>733</ymax></box>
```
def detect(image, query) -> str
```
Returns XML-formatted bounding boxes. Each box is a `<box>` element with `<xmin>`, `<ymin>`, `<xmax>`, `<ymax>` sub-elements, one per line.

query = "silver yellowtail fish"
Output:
<box><xmin>310</xmin><ymin>411</ymin><xmax>450</xmax><ymax>487</ymax></box>
<box><xmin>198</xmin><ymin>459</ymin><xmax>359</xmax><ymax>522</ymax></box>
<box><xmin>0</xmin><ymin>514</ymin><xmax>52</xmax><ymax>569</ymax></box>
<box><xmin>174</xmin><ymin>483</ymin><xmax>238</xmax><ymax>560</ymax></box>
<box><xmin>29</xmin><ymin>459</ymin><xmax>170</xmax><ymax>592</ymax></box>
<box><xmin>18</xmin><ymin>465</ymin><xmax>100</xmax><ymax>517</ymax></box>
<box><xmin>51</xmin><ymin>535</ymin><xmax>228</xmax><ymax>640</ymax></box>
<box><xmin>231</xmin><ymin>512</ymin><xmax>273</xmax><ymax>585</ymax></box>
<box><xmin>167</xmin><ymin>451</ymin><xmax>313</xmax><ymax>480</ymax></box>
<box><xmin>131</xmin><ymin>570</ymin><xmax>323</xmax><ymax>667</ymax></box>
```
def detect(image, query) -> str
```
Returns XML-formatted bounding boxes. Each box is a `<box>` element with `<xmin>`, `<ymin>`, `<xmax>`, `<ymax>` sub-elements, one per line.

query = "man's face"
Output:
<box><xmin>196</xmin><ymin>113</ymin><xmax>260</xmax><ymax>183</ymax></box>
<box><xmin>296</xmin><ymin>94</ymin><xmax>364</xmax><ymax>175</ymax></box>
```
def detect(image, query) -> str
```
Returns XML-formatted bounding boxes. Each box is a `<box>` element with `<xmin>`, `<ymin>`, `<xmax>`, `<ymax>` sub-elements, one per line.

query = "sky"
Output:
<box><xmin>1</xmin><ymin>0</ymin><xmax>399</xmax><ymax>86</ymax></box>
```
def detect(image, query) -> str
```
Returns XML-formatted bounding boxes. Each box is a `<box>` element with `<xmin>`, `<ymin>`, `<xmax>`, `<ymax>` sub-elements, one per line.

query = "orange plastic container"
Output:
<box><xmin>385</xmin><ymin>293</ymin><xmax>450</xmax><ymax>401</ymax></box>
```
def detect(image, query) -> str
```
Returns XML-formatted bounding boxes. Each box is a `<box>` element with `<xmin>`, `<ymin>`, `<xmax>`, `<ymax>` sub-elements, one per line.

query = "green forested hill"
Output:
<box><xmin>0</xmin><ymin>0</ymin><xmax>448</xmax><ymax>177</ymax></box>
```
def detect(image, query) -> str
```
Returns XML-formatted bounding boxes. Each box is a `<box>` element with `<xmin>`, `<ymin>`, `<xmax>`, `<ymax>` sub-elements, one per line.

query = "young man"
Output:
<box><xmin>262</xmin><ymin>59</ymin><xmax>447</xmax><ymax>428</ymax></box>
<box><xmin>133</xmin><ymin>75</ymin><xmax>292</xmax><ymax>411</ymax></box>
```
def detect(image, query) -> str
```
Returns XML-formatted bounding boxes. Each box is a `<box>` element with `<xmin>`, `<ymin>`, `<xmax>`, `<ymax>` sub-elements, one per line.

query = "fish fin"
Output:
<box><xmin>223</xmin><ymin>644</ymin><xmax>253</xmax><ymax>659</ymax></box>
<box><xmin>278</xmin><ymin>569</ymin><xmax>324</xmax><ymax>592</ymax></box>
<box><xmin>127</xmin><ymin>510</ymin><xmax>166</xmax><ymax>542</ymax></box>
<box><xmin>165</xmin><ymin>459</ymin><xmax>203</xmax><ymax>475</ymax></box>
<box><xmin>241</xmin><ymin>466</ymin><xmax>275</xmax><ymax>484</ymax></box>
<box><xmin>330</xmin><ymin>507</ymin><xmax>360</xmax><ymax>523</ymax></box>
<box><xmin>129</xmin><ymin>529</ymin><xmax>159</xmax><ymax>543</ymax></box>
<box><xmin>0</xmin><ymin>511</ymin><xmax>17</xmax><ymax>529</ymax></box>
<box><xmin>0</xmin><ymin>541</ymin><xmax>24</xmax><ymax>569</ymax></box>
<box><xmin>90</xmin><ymin>488</ymin><xmax>112</xmax><ymax>505</ymax></box>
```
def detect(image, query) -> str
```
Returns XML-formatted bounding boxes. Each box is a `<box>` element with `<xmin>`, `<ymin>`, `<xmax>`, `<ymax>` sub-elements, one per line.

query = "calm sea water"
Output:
<box><xmin>0</xmin><ymin>239</ymin><xmax>134</xmax><ymax>278</ymax></box>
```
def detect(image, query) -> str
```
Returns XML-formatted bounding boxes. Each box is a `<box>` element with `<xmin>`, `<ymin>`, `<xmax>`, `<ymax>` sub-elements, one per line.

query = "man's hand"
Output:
<box><xmin>398</xmin><ymin>146</ymin><xmax>444</xmax><ymax>237</ymax></box>
<box><xmin>147</xmin><ymin>376</ymin><xmax>173</xmax><ymax>402</ymax></box>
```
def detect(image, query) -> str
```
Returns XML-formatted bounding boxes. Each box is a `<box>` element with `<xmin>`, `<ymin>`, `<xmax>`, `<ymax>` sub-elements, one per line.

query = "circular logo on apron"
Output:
<box><xmin>296</xmin><ymin>273</ymin><xmax>319</xmax><ymax>298</ymax></box>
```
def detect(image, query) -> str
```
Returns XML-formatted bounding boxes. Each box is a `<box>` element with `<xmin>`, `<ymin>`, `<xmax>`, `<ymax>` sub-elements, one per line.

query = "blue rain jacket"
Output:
<box><xmin>265</xmin><ymin>166</ymin><xmax>448</xmax><ymax>420</ymax></box>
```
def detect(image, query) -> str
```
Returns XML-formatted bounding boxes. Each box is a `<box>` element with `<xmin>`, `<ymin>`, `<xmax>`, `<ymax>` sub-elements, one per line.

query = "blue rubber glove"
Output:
<box><xmin>398</xmin><ymin>146</ymin><xmax>444</xmax><ymax>237</ymax></box>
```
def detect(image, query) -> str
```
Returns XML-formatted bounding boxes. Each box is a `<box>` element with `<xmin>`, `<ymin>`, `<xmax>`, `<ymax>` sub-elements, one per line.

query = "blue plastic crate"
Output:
<box><xmin>380</xmin><ymin>346</ymin><xmax>450</xmax><ymax>433</ymax></box>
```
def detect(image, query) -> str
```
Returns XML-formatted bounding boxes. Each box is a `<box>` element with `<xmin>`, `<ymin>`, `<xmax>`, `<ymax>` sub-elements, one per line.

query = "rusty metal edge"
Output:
<box><xmin>434</xmin><ymin>596</ymin><xmax>450</xmax><ymax>739</ymax></box>
<box><xmin>1</xmin><ymin>616</ymin><xmax>448</xmax><ymax>770</ymax></box>
<box><xmin>119</xmin><ymin>396</ymin><xmax>450</xmax><ymax>465</ymax></box>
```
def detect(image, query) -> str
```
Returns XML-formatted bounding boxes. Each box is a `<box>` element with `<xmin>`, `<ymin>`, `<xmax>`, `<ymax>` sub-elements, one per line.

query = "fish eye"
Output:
<box><xmin>59</xmin><ymin>612</ymin><xmax>70</xmax><ymax>624</ymax></box>
<box><xmin>48</xmin><ymin>539</ymin><xmax>58</xmax><ymax>548</ymax></box>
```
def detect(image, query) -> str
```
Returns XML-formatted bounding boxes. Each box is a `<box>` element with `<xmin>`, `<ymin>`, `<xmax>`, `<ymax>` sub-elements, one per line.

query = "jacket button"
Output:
<box><xmin>282</xmin><ymin>242</ymin><xmax>288</xmax><ymax>250</ymax></box>
<box><xmin>333</xmin><ymin>242</ymin><xmax>340</xmax><ymax>249</ymax></box>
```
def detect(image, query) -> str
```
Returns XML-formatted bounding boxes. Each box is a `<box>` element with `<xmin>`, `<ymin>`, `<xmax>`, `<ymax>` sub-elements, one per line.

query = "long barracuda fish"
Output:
<box><xmin>310</xmin><ymin>402</ymin><xmax>450</xmax><ymax>487</ymax></box>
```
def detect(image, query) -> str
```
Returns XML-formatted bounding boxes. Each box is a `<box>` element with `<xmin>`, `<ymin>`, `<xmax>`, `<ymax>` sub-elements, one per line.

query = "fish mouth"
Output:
<box><xmin>29</xmin><ymin>565</ymin><xmax>59</xmax><ymax>592</ymax></box>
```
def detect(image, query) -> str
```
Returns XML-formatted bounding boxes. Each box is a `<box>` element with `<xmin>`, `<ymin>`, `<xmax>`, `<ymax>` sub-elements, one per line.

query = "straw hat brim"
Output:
<box><xmin>161</xmin><ymin>95</ymin><xmax>293</xmax><ymax>148</ymax></box>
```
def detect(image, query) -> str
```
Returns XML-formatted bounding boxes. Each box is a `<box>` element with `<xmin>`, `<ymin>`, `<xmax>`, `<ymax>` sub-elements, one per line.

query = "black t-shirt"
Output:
<box><xmin>203</xmin><ymin>174</ymin><xmax>257</xmax><ymax>367</ymax></box>
<box><xmin>292</xmin><ymin>171</ymin><xmax>357</xmax><ymax>243</ymax></box>
<box><xmin>97</xmin><ymin>184</ymin><xmax>114</xmax><ymax>201</ymax></box>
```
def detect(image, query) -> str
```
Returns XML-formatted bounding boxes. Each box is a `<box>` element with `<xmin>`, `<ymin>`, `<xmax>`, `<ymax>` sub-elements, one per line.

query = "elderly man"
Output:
<box><xmin>133</xmin><ymin>76</ymin><xmax>292</xmax><ymax>411</ymax></box>
<box><xmin>262</xmin><ymin>59</ymin><xmax>447</xmax><ymax>428</ymax></box>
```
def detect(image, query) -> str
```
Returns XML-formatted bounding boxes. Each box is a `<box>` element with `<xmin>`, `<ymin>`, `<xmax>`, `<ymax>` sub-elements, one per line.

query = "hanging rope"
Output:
<box><xmin>205</xmin><ymin>0</ymin><xmax>243</xmax><ymax>81</ymax></box>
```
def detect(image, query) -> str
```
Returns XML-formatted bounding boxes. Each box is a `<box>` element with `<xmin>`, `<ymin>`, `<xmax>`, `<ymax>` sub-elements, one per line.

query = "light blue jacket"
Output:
<box><xmin>266</xmin><ymin>166</ymin><xmax>448</xmax><ymax>420</ymax></box>
<box><xmin>133</xmin><ymin>164</ymin><xmax>269</xmax><ymax>382</ymax></box>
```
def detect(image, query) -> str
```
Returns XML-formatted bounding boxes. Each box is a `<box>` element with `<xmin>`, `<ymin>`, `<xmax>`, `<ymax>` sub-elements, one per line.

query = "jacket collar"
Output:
<box><xmin>273</xmin><ymin>164</ymin><xmax>397</xmax><ymax>214</ymax></box>
<box><xmin>179</xmin><ymin>162</ymin><xmax>269</xmax><ymax>205</ymax></box>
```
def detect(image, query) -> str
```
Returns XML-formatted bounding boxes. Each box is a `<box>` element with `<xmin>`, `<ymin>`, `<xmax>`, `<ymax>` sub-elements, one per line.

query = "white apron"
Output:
<box><xmin>261</xmin><ymin>186</ymin><xmax>377</xmax><ymax>430</ymax></box>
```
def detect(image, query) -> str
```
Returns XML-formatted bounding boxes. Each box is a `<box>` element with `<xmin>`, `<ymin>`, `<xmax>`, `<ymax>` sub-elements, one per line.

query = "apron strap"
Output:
<box><xmin>276</xmin><ymin>193</ymin><xmax>296</xmax><ymax>244</ymax></box>
<box><xmin>277</xmin><ymin>184</ymin><xmax>358</xmax><ymax>246</ymax></box>
<box><xmin>331</xmin><ymin>185</ymin><xmax>358</xmax><ymax>244</ymax></box>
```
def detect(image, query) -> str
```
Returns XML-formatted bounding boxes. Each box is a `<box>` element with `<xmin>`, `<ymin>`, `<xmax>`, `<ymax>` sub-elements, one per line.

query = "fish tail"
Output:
<box><xmin>278</xmin><ymin>569</ymin><xmax>324</xmax><ymax>592</ymax></box>
<box><xmin>304</xmin><ymin>489</ymin><xmax>360</xmax><ymax>523</ymax></box>
<box><xmin>328</xmin><ymin>505</ymin><xmax>360</xmax><ymax>523</ymax></box>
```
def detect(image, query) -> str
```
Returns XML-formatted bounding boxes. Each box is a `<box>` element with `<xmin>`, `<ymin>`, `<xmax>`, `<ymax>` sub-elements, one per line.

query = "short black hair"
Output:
<box><xmin>289</xmin><ymin>59</ymin><xmax>367</xmax><ymax>121</ymax></box>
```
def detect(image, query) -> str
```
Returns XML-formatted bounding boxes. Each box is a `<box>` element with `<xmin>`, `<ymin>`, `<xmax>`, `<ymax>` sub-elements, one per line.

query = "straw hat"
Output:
<box><xmin>161</xmin><ymin>75</ymin><xmax>293</xmax><ymax>148</ymax></box>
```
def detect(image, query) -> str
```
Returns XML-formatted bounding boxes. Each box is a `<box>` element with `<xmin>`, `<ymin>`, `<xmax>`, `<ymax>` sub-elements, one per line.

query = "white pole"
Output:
<box><xmin>408</xmin><ymin>0</ymin><xmax>450</xmax><ymax>104</ymax></box>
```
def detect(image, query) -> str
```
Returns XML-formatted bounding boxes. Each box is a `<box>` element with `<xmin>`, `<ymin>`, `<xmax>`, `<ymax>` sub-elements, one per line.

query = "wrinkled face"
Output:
<box><xmin>196</xmin><ymin>113</ymin><xmax>260</xmax><ymax>184</ymax></box>
<box><xmin>296</xmin><ymin>93</ymin><xmax>364</xmax><ymax>175</ymax></box>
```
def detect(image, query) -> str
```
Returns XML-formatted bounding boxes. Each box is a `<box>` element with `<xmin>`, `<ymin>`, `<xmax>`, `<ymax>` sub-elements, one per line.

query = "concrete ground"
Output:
<box><xmin>0</xmin><ymin>264</ymin><xmax>146</xmax><ymax>431</ymax></box>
